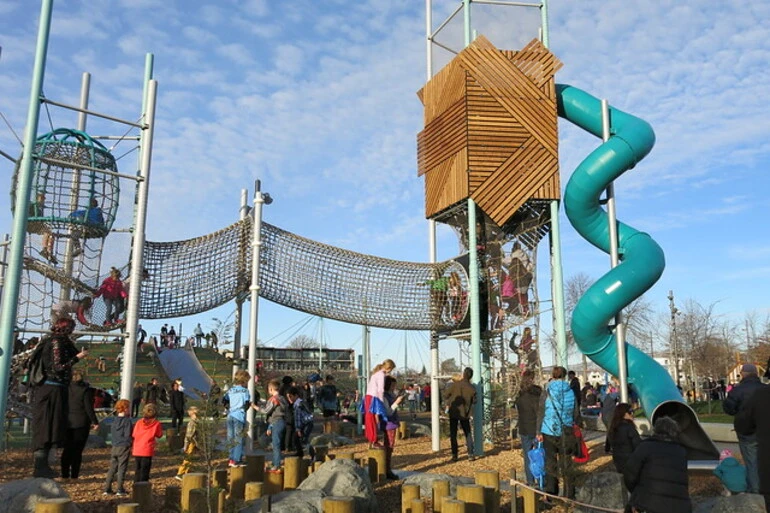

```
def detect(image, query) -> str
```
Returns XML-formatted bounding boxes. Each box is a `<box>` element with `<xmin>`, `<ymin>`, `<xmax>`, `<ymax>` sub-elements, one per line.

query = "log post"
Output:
<box><xmin>245</xmin><ymin>481</ymin><xmax>264</xmax><ymax>502</ymax></box>
<box><xmin>367</xmin><ymin>447</ymin><xmax>387</xmax><ymax>483</ymax></box>
<box><xmin>181</xmin><ymin>473</ymin><xmax>207</xmax><ymax>511</ymax></box>
<box><xmin>116</xmin><ymin>505</ymin><xmax>140</xmax><ymax>513</ymax></box>
<box><xmin>398</xmin><ymin>421</ymin><xmax>408</xmax><ymax>440</ymax></box>
<box><xmin>411</xmin><ymin>498</ymin><xmax>426</xmax><ymax>513</ymax></box>
<box><xmin>34</xmin><ymin>499</ymin><xmax>71</xmax><ymax>513</ymax></box>
<box><xmin>521</xmin><ymin>486</ymin><xmax>538</xmax><ymax>513</ymax></box>
<box><xmin>313</xmin><ymin>460</ymin><xmax>324</xmax><ymax>472</ymax></box>
<box><xmin>336</xmin><ymin>452</ymin><xmax>354</xmax><ymax>460</ymax></box>
<box><xmin>456</xmin><ymin>484</ymin><xmax>485</xmax><ymax>513</ymax></box>
<box><xmin>166</xmin><ymin>428</ymin><xmax>182</xmax><ymax>452</ymax></box>
<box><xmin>229</xmin><ymin>465</ymin><xmax>247</xmax><ymax>500</ymax></box>
<box><xmin>132</xmin><ymin>481</ymin><xmax>152</xmax><ymax>512</ymax></box>
<box><xmin>322</xmin><ymin>496</ymin><xmax>355</xmax><ymax>513</ymax></box>
<box><xmin>189</xmin><ymin>488</ymin><xmax>225</xmax><ymax>513</ymax></box>
<box><xmin>323</xmin><ymin>420</ymin><xmax>333</xmax><ymax>434</ymax></box>
<box><xmin>443</xmin><ymin>500</ymin><xmax>466</xmax><ymax>513</ymax></box>
<box><xmin>284</xmin><ymin>456</ymin><xmax>302</xmax><ymax>490</ymax></box>
<box><xmin>510</xmin><ymin>470</ymin><xmax>519</xmax><ymax>513</ymax></box>
<box><xmin>367</xmin><ymin>457</ymin><xmax>378</xmax><ymax>483</ymax></box>
<box><xmin>246</xmin><ymin>454</ymin><xmax>265</xmax><ymax>482</ymax></box>
<box><xmin>212</xmin><ymin>469</ymin><xmax>228</xmax><ymax>490</ymax></box>
<box><xmin>164</xmin><ymin>485</ymin><xmax>181</xmax><ymax>513</ymax></box>
<box><xmin>474</xmin><ymin>470</ymin><xmax>500</xmax><ymax>513</ymax></box>
<box><xmin>264</xmin><ymin>468</ymin><xmax>284</xmax><ymax>495</ymax></box>
<box><xmin>432</xmin><ymin>479</ymin><xmax>450</xmax><ymax>513</ymax></box>
<box><xmin>401</xmin><ymin>483</ymin><xmax>420</xmax><ymax>513</ymax></box>
<box><xmin>314</xmin><ymin>445</ymin><xmax>329</xmax><ymax>462</ymax></box>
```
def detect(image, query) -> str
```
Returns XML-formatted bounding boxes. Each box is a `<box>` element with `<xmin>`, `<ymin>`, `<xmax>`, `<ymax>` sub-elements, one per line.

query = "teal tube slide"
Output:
<box><xmin>557</xmin><ymin>84</ymin><xmax>718</xmax><ymax>460</ymax></box>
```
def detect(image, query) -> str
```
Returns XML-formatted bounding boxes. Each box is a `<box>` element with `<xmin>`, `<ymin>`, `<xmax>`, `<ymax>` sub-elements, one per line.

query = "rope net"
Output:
<box><xmin>139</xmin><ymin>218</ymin><xmax>470</xmax><ymax>331</ymax></box>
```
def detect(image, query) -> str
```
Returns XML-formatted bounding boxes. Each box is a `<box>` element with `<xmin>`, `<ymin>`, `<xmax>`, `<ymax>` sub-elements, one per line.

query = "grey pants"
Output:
<box><xmin>104</xmin><ymin>446</ymin><xmax>130</xmax><ymax>492</ymax></box>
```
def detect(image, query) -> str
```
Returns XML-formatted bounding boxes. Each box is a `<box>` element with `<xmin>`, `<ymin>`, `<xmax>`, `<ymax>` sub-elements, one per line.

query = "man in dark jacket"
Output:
<box><xmin>735</xmin><ymin>384</ymin><xmax>770</xmax><ymax>511</ymax></box>
<box><xmin>567</xmin><ymin>370</ymin><xmax>581</xmax><ymax>407</ymax></box>
<box><xmin>145</xmin><ymin>378</ymin><xmax>161</xmax><ymax>405</ymax></box>
<box><xmin>444</xmin><ymin>367</ymin><xmax>477</xmax><ymax>461</ymax></box>
<box><xmin>723</xmin><ymin>363</ymin><xmax>768</xmax><ymax>493</ymax></box>
<box><xmin>169</xmin><ymin>381</ymin><xmax>185</xmax><ymax>429</ymax></box>
<box><xmin>515</xmin><ymin>370</ymin><xmax>542</xmax><ymax>485</ymax></box>
<box><xmin>624</xmin><ymin>416</ymin><xmax>690</xmax><ymax>513</ymax></box>
<box><xmin>61</xmin><ymin>371</ymin><xmax>99</xmax><ymax>479</ymax></box>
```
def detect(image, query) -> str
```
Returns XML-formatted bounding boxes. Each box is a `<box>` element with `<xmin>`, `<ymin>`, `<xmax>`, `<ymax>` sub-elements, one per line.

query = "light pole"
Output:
<box><xmin>668</xmin><ymin>291</ymin><xmax>680</xmax><ymax>387</ymax></box>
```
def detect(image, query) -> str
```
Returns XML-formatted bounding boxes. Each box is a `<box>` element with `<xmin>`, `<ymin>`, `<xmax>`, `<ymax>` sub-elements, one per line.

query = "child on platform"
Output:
<box><xmin>103</xmin><ymin>399</ymin><xmax>132</xmax><ymax>497</ymax></box>
<box><xmin>132</xmin><ymin>403</ymin><xmax>162</xmax><ymax>483</ymax></box>
<box><xmin>713</xmin><ymin>449</ymin><xmax>747</xmax><ymax>496</ymax></box>
<box><xmin>254</xmin><ymin>379</ymin><xmax>288</xmax><ymax>471</ymax></box>
<box><xmin>287</xmin><ymin>386</ymin><xmax>315</xmax><ymax>460</ymax></box>
<box><xmin>223</xmin><ymin>370</ymin><xmax>251</xmax><ymax>467</ymax></box>
<box><xmin>176</xmin><ymin>406</ymin><xmax>200</xmax><ymax>480</ymax></box>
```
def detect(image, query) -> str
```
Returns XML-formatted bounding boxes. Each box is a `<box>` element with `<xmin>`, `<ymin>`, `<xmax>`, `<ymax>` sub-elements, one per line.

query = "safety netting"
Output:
<box><xmin>139</xmin><ymin>218</ymin><xmax>470</xmax><ymax>331</ymax></box>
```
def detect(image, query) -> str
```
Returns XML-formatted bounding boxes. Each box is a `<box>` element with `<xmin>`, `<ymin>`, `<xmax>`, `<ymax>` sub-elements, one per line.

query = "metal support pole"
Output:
<box><xmin>0</xmin><ymin>234</ymin><xmax>9</xmax><ymax>306</ymax></box>
<box><xmin>120</xmin><ymin>71</ymin><xmax>156</xmax><ymax>401</ymax></box>
<box><xmin>0</xmin><ymin>0</ymin><xmax>55</xmax><ymax>446</ymax></box>
<box><xmin>468</xmin><ymin>201</ymin><xmax>484</xmax><ymax>457</ymax></box>
<box><xmin>60</xmin><ymin>72</ymin><xmax>91</xmax><ymax>302</ymax></box>
<box><xmin>668</xmin><ymin>291</ymin><xmax>680</xmax><ymax>386</ymax></box>
<box><xmin>246</xmin><ymin>180</ymin><xmax>266</xmax><ymax>452</ymax></box>
<box><xmin>602</xmin><ymin>99</ymin><xmax>629</xmax><ymax>403</ymax></box>
<box><xmin>232</xmin><ymin>188</ymin><xmax>248</xmax><ymax>380</ymax></box>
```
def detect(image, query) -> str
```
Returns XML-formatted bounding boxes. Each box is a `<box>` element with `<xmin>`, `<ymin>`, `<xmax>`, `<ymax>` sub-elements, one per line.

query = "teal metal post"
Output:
<box><xmin>540</xmin><ymin>0</ymin><xmax>568</xmax><ymax>367</ymax></box>
<box><xmin>0</xmin><ymin>0</ymin><xmax>55</xmax><ymax>446</ymax></box>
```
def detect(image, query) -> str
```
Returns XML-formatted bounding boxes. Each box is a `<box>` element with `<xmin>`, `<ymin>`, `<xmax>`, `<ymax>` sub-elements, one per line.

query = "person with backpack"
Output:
<box><xmin>31</xmin><ymin>317</ymin><xmax>88</xmax><ymax>478</ymax></box>
<box><xmin>286</xmin><ymin>386</ymin><xmax>315</xmax><ymax>460</ymax></box>
<box><xmin>318</xmin><ymin>375</ymin><xmax>339</xmax><ymax>418</ymax></box>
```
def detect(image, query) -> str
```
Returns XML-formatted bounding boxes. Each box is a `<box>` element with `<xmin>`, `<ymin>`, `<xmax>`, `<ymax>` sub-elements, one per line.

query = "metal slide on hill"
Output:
<box><xmin>157</xmin><ymin>346</ymin><xmax>213</xmax><ymax>400</ymax></box>
<box><xmin>558</xmin><ymin>83</ymin><xmax>719</xmax><ymax>460</ymax></box>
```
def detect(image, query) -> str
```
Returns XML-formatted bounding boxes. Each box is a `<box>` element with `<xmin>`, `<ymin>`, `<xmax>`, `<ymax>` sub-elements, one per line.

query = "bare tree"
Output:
<box><xmin>440</xmin><ymin>357</ymin><xmax>459</xmax><ymax>375</ymax></box>
<box><xmin>287</xmin><ymin>335</ymin><xmax>319</xmax><ymax>349</ymax></box>
<box><xmin>210</xmin><ymin>317</ymin><xmax>234</xmax><ymax>347</ymax></box>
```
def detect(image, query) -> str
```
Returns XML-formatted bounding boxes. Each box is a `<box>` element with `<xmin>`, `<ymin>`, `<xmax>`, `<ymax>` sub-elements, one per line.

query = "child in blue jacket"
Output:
<box><xmin>714</xmin><ymin>449</ymin><xmax>747</xmax><ymax>495</ymax></box>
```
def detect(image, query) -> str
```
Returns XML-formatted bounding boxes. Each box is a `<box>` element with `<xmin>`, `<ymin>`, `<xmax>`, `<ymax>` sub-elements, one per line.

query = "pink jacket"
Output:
<box><xmin>96</xmin><ymin>277</ymin><xmax>127</xmax><ymax>300</ymax></box>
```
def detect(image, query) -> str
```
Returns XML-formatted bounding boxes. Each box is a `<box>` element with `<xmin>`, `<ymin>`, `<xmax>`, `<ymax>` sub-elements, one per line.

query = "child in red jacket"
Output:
<box><xmin>132</xmin><ymin>403</ymin><xmax>162</xmax><ymax>482</ymax></box>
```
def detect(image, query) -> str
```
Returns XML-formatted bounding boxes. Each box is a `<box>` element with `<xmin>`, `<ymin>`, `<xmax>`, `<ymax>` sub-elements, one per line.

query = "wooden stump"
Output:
<box><xmin>301</xmin><ymin>457</ymin><xmax>311</xmax><ymax>479</ymax></box>
<box><xmin>410</xmin><ymin>498</ymin><xmax>426</xmax><ymax>513</ymax></box>
<box><xmin>313</xmin><ymin>460</ymin><xmax>324</xmax><ymax>472</ymax></box>
<box><xmin>189</xmin><ymin>488</ymin><xmax>225</xmax><ymax>513</ymax></box>
<box><xmin>398</xmin><ymin>421</ymin><xmax>408</xmax><ymax>440</ymax></box>
<box><xmin>315</xmin><ymin>445</ymin><xmax>329</xmax><ymax>462</ymax></box>
<box><xmin>322</xmin><ymin>496</ymin><xmax>355</xmax><ymax>513</ymax></box>
<box><xmin>475</xmin><ymin>470</ymin><xmax>500</xmax><ymax>513</ymax></box>
<box><xmin>367</xmin><ymin>447</ymin><xmax>387</xmax><ymax>483</ymax></box>
<box><xmin>443</xmin><ymin>499</ymin><xmax>466</xmax><ymax>513</ymax></box>
<box><xmin>246</xmin><ymin>454</ymin><xmax>265</xmax><ymax>482</ymax></box>
<box><xmin>284</xmin><ymin>456</ymin><xmax>302</xmax><ymax>490</ymax></box>
<box><xmin>163</xmin><ymin>485</ymin><xmax>181</xmax><ymax>512</ymax></box>
<box><xmin>229</xmin><ymin>465</ymin><xmax>246</xmax><ymax>500</ymax></box>
<box><xmin>245</xmin><ymin>481</ymin><xmax>264</xmax><ymax>502</ymax></box>
<box><xmin>212</xmin><ymin>469</ymin><xmax>228</xmax><ymax>490</ymax></box>
<box><xmin>456</xmin><ymin>484</ymin><xmax>485</xmax><ymax>513</ymax></box>
<box><xmin>521</xmin><ymin>487</ymin><xmax>538</xmax><ymax>513</ymax></box>
<box><xmin>132</xmin><ymin>481</ymin><xmax>152</xmax><ymax>512</ymax></box>
<box><xmin>336</xmin><ymin>452</ymin><xmax>355</xmax><ymax>460</ymax></box>
<box><xmin>166</xmin><ymin>428</ymin><xmax>182</xmax><ymax>452</ymax></box>
<box><xmin>181</xmin><ymin>473</ymin><xmax>207</xmax><ymax>511</ymax></box>
<box><xmin>367</xmin><ymin>457</ymin><xmax>378</xmax><ymax>484</ymax></box>
<box><xmin>265</xmin><ymin>468</ymin><xmax>284</xmax><ymax>495</ymax></box>
<box><xmin>432</xmin><ymin>479</ymin><xmax>450</xmax><ymax>513</ymax></box>
<box><xmin>34</xmin><ymin>499</ymin><xmax>71</xmax><ymax>513</ymax></box>
<box><xmin>401</xmin><ymin>483</ymin><xmax>420</xmax><ymax>513</ymax></box>
<box><xmin>116</xmin><ymin>504</ymin><xmax>140</xmax><ymax>513</ymax></box>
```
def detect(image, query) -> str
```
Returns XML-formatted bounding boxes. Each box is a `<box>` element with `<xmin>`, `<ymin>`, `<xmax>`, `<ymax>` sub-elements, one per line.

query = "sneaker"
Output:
<box><xmin>228</xmin><ymin>460</ymin><xmax>237</xmax><ymax>467</ymax></box>
<box><xmin>469</xmin><ymin>455</ymin><xmax>477</xmax><ymax>461</ymax></box>
<box><xmin>175</xmin><ymin>475</ymin><xmax>183</xmax><ymax>481</ymax></box>
<box><xmin>102</xmin><ymin>491</ymin><xmax>113</xmax><ymax>496</ymax></box>
<box><xmin>115</xmin><ymin>491</ymin><xmax>128</xmax><ymax>497</ymax></box>
<box><xmin>386</xmin><ymin>471</ymin><xmax>400</xmax><ymax>480</ymax></box>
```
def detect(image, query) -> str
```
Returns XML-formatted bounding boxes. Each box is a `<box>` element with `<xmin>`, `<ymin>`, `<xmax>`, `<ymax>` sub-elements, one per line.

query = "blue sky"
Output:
<box><xmin>1</xmin><ymin>1</ymin><xmax>769</xmax><ymax>370</ymax></box>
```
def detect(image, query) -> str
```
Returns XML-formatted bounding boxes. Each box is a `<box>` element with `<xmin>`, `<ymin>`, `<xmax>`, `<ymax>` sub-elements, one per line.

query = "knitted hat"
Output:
<box><xmin>720</xmin><ymin>449</ymin><xmax>732</xmax><ymax>461</ymax></box>
<box><xmin>741</xmin><ymin>364</ymin><xmax>758</xmax><ymax>374</ymax></box>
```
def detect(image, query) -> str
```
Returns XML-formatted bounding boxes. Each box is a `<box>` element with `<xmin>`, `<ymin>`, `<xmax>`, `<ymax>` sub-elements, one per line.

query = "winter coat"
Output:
<box><xmin>723</xmin><ymin>375</ymin><xmax>768</xmax><ymax>434</ymax></box>
<box><xmin>68</xmin><ymin>380</ymin><xmax>98</xmax><ymax>429</ymax></box>
<box><xmin>132</xmin><ymin>418</ymin><xmax>162</xmax><ymax>457</ymax></box>
<box><xmin>713</xmin><ymin>456</ymin><xmax>747</xmax><ymax>493</ymax></box>
<box><xmin>318</xmin><ymin>384</ymin><xmax>339</xmax><ymax>412</ymax></box>
<box><xmin>515</xmin><ymin>384</ymin><xmax>542</xmax><ymax>436</ymax></box>
<box><xmin>537</xmin><ymin>380</ymin><xmax>577</xmax><ymax>437</ymax></box>
<box><xmin>95</xmin><ymin>276</ymin><xmax>127</xmax><ymax>300</ymax></box>
<box><xmin>170</xmin><ymin>389</ymin><xmax>185</xmax><ymax>413</ymax></box>
<box><xmin>111</xmin><ymin>415</ymin><xmax>133</xmax><ymax>448</ymax></box>
<box><xmin>623</xmin><ymin>437</ymin><xmax>691</xmax><ymax>513</ymax></box>
<box><xmin>735</xmin><ymin>385</ymin><xmax>770</xmax><ymax>494</ymax></box>
<box><xmin>224</xmin><ymin>385</ymin><xmax>251</xmax><ymax>423</ymax></box>
<box><xmin>609</xmin><ymin>421</ymin><xmax>641</xmax><ymax>473</ymax></box>
<box><xmin>144</xmin><ymin>383</ymin><xmax>161</xmax><ymax>404</ymax></box>
<box><xmin>42</xmin><ymin>336</ymin><xmax>80</xmax><ymax>385</ymax></box>
<box><xmin>445</xmin><ymin>378</ymin><xmax>476</xmax><ymax>420</ymax></box>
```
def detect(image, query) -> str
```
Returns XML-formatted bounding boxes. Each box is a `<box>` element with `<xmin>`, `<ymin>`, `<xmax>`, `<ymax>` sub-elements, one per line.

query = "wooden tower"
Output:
<box><xmin>417</xmin><ymin>36</ymin><xmax>563</xmax><ymax>227</ymax></box>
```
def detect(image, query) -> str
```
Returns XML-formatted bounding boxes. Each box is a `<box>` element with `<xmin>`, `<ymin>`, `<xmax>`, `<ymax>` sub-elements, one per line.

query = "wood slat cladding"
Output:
<box><xmin>417</xmin><ymin>36</ymin><xmax>563</xmax><ymax>224</ymax></box>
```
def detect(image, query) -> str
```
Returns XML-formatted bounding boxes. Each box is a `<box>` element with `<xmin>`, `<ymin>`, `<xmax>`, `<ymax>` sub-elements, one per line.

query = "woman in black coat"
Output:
<box><xmin>169</xmin><ymin>381</ymin><xmax>186</xmax><ymax>429</ymax></box>
<box><xmin>61</xmin><ymin>370</ymin><xmax>99</xmax><ymax>479</ymax></box>
<box><xmin>623</xmin><ymin>416</ymin><xmax>691</xmax><ymax>513</ymax></box>
<box><xmin>735</xmin><ymin>384</ymin><xmax>770</xmax><ymax>511</ymax></box>
<box><xmin>607</xmin><ymin>403</ymin><xmax>641</xmax><ymax>473</ymax></box>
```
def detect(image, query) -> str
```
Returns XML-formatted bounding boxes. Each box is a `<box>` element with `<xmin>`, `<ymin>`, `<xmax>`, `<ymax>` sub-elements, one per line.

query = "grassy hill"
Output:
<box><xmin>79</xmin><ymin>341</ymin><xmax>170</xmax><ymax>392</ymax></box>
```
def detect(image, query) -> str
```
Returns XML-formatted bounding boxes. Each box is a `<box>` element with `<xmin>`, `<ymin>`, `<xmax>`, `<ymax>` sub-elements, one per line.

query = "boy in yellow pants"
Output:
<box><xmin>176</xmin><ymin>406</ymin><xmax>200</xmax><ymax>479</ymax></box>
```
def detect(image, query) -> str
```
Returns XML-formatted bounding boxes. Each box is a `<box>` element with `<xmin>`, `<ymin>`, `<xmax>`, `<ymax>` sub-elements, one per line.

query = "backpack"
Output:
<box><xmin>572</xmin><ymin>424</ymin><xmax>590</xmax><ymax>464</ymax></box>
<box><xmin>24</xmin><ymin>338</ymin><xmax>50</xmax><ymax>386</ymax></box>
<box><xmin>295</xmin><ymin>400</ymin><xmax>314</xmax><ymax>429</ymax></box>
<box><xmin>528</xmin><ymin>441</ymin><xmax>546</xmax><ymax>488</ymax></box>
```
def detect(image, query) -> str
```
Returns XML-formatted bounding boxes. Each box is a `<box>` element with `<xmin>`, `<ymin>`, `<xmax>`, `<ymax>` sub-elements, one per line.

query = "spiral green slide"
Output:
<box><xmin>558</xmin><ymin>84</ymin><xmax>718</xmax><ymax>460</ymax></box>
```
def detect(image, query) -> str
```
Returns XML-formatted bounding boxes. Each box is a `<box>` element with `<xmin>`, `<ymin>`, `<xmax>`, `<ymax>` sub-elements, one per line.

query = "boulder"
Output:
<box><xmin>407</xmin><ymin>423</ymin><xmax>431</xmax><ymax>438</ymax></box>
<box><xmin>575</xmin><ymin>472</ymin><xmax>626</xmax><ymax>513</ymax></box>
<box><xmin>298</xmin><ymin>459</ymin><xmax>376</xmax><ymax>513</ymax></box>
<box><xmin>242</xmin><ymin>490</ymin><xmax>325</xmax><ymax>513</ymax></box>
<box><xmin>402</xmin><ymin>473</ymin><xmax>473</xmax><ymax>498</ymax></box>
<box><xmin>309</xmin><ymin>433</ymin><xmax>356</xmax><ymax>448</ymax></box>
<box><xmin>85</xmin><ymin>434</ymin><xmax>107</xmax><ymax>449</ymax></box>
<box><xmin>709</xmin><ymin>494</ymin><xmax>766</xmax><ymax>513</ymax></box>
<box><xmin>0</xmin><ymin>478</ymin><xmax>81</xmax><ymax>513</ymax></box>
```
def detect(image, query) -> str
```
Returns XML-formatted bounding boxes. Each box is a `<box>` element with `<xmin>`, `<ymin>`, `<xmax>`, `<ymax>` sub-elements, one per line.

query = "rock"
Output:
<box><xmin>709</xmin><ymin>494</ymin><xmax>766</xmax><ymax>513</ymax></box>
<box><xmin>0</xmin><ymin>478</ymin><xmax>81</xmax><ymax>513</ymax></box>
<box><xmin>85</xmin><ymin>434</ymin><xmax>107</xmax><ymax>448</ymax></box>
<box><xmin>309</xmin><ymin>433</ymin><xmax>356</xmax><ymax>448</ymax></box>
<box><xmin>243</xmin><ymin>490</ymin><xmax>325</xmax><ymax>513</ymax></box>
<box><xmin>402</xmin><ymin>473</ymin><xmax>473</xmax><ymax>498</ymax></box>
<box><xmin>407</xmin><ymin>423</ymin><xmax>431</xmax><ymax>438</ymax></box>
<box><xmin>298</xmin><ymin>459</ymin><xmax>376</xmax><ymax>513</ymax></box>
<box><xmin>575</xmin><ymin>472</ymin><xmax>626</xmax><ymax>513</ymax></box>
